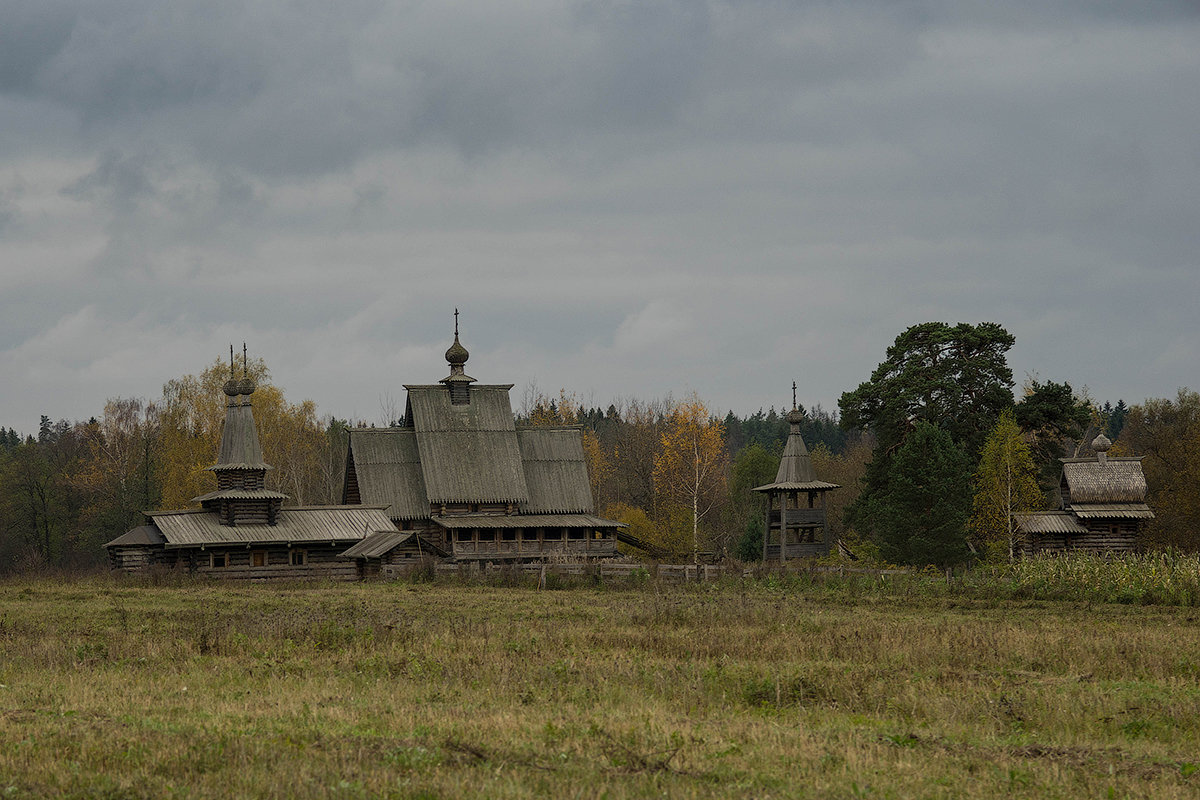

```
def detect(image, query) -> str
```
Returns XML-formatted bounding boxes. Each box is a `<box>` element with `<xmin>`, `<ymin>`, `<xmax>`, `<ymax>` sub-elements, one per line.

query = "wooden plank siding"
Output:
<box><xmin>188</xmin><ymin>545</ymin><xmax>359</xmax><ymax>581</ymax></box>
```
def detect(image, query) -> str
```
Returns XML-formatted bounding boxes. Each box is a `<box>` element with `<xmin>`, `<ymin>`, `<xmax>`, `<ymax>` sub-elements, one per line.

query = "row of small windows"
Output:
<box><xmin>208</xmin><ymin>550</ymin><xmax>307</xmax><ymax>568</ymax></box>
<box><xmin>451</xmin><ymin>528</ymin><xmax>610</xmax><ymax>543</ymax></box>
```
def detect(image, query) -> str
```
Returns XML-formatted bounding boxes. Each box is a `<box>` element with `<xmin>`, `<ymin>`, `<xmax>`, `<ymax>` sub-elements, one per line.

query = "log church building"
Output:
<box><xmin>106</xmin><ymin>326</ymin><xmax>624</xmax><ymax>579</ymax></box>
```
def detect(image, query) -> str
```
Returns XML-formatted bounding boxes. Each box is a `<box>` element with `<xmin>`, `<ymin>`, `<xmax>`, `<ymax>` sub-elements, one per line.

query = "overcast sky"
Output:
<box><xmin>2</xmin><ymin>1</ymin><xmax>1197</xmax><ymax>433</ymax></box>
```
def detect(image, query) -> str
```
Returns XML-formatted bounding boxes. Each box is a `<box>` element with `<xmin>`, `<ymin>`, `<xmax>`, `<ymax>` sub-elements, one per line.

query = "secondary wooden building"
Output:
<box><xmin>1013</xmin><ymin>433</ymin><xmax>1153</xmax><ymax>556</ymax></box>
<box><xmin>752</xmin><ymin>390</ymin><xmax>839</xmax><ymax>562</ymax></box>
<box><xmin>342</xmin><ymin>323</ymin><xmax>624</xmax><ymax>563</ymax></box>
<box><xmin>106</xmin><ymin>350</ymin><xmax>404</xmax><ymax>579</ymax></box>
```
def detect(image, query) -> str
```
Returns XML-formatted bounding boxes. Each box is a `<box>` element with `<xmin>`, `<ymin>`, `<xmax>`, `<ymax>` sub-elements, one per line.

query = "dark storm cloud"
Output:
<box><xmin>0</xmin><ymin>1</ymin><xmax>1197</xmax><ymax>432</ymax></box>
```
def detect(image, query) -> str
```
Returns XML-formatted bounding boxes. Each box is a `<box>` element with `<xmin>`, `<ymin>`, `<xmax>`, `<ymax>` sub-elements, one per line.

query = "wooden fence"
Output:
<box><xmin>426</xmin><ymin>560</ymin><xmax>908</xmax><ymax>583</ymax></box>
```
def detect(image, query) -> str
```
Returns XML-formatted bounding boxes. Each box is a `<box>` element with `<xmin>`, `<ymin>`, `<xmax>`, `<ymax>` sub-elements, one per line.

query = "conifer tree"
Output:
<box><xmin>869</xmin><ymin>422</ymin><xmax>972</xmax><ymax>568</ymax></box>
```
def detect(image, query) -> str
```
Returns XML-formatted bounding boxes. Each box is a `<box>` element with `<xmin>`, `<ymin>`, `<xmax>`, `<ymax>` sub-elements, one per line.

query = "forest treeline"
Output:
<box><xmin>1</xmin><ymin>322</ymin><xmax>1197</xmax><ymax>572</ymax></box>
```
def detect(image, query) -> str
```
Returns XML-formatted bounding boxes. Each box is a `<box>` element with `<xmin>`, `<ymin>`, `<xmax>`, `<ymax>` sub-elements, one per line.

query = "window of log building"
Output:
<box><xmin>211</xmin><ymin>552</ymin><xmax>228</xmax><ymax>568</ymax></box>
<box><xmin>521</xmin><ymin>529</ymin><xmax>538</xmax><ymax>541</ymax></box>
<box><xmin>455</xmin><ymin>530</ymin><xmax>473</xmax><ymax>543</ymax></box>
<box><xmin>501</xmin><ymin>530</ymin><xmax>517</xmax><ymax>542</ymax></box>
<box><xmin>544</xmin><ymin>528</ymin><xmax>562</xmax><ymax>540</ymax></box>
<box><xmin>251</xmin><ymin>550</ymin><xmax>267</xmax><ymax>567</ymax></box>
<box><xmin>567</xmin><ymin>529</ymin><xmax>584</xmax><ymax>540</ymax></box>
<box><xmin>289</xmin><ymin>549</ymin><xmax>307</xmax><ymax>566</ymax></box>
<box><xmin>478</xmin><ymin>530</ymin><xmax>496</xmax><ymax>542</ymax></box>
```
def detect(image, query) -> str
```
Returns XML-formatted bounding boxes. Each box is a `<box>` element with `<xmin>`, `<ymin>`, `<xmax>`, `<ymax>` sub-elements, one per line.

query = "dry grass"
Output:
<box><xmin>0</xmin><ymin>574</ymin><xmax>1198</xmax><ymax>798</ymax></box>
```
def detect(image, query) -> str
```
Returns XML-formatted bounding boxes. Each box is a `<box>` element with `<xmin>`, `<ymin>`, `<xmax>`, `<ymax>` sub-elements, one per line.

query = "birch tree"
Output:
<box><xmin>971</xmin><ymin>409</ymin><xmax>1042</xmax><ymax>561</ymax></box>
<box><xmin>653</xmin><ymin>396</ymin><xmax>728</xmax><ymax>562</ymax></box>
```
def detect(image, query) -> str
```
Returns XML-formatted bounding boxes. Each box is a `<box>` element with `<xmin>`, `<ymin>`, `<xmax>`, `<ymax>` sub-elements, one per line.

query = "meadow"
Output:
<box><xmin>0</xmin><ymin>561</ymin><xmax>1198</xmax><ymax>799</ymax></box>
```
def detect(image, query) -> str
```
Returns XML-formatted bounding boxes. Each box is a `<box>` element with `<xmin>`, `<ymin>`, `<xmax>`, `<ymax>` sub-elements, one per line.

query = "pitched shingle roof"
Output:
<box><xmin>1014</xmin><ymin>512</ymin><xmax>1089</xmax><ymax>535</ymax></box>
<box><xmin>518</xmin><ymin>427</ymin><xmax>594</xmax><ymax>514</ymax></box>
<box><xmin>105</xmin><ymin>525</ymin><xmax>165</xmax><ymax>548</ymax></box>
<box><xmin>147</xmin><ymin>506</ymin><xmax>395</xmax><ymax>547</ymax></box>
<box><xmin>406</xmin><ymin>385</ymin><xmax>528</xmax><ymax>504</ymax></box>
<box><xmin>339</xmin><ymin>530</ymin><xmax>449</xmax><ymax>559</ymax></box>
<box><xmin>1062</xmin><ymin>458</ymin><xmax>1148</xmax><ymax>504</ymax></box>
<box><xmin>347</xmin><ymin>429</ymin><xmax>429</xmax><ymax>520</ymax></box>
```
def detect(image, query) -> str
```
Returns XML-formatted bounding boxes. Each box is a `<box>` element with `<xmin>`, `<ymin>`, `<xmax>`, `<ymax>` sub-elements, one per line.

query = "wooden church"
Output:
<box><xmin>1013</xmin><ymin>433</ymin><xmax>1153</xmax><ymax>556</ymax></box>
<box><xmin>107</xmin><ymin>325</ymin><xmax>624</xmax><ymax>578</ymax></box>
<box><xmin>340</xmin><ymin>318</ymin><xmax>624</xmax><ymax>566</ymax></box>
<box><xmin>105</xmin><ymin>348</ymin><xmax>399</xmax><ymax>579</ymax></box>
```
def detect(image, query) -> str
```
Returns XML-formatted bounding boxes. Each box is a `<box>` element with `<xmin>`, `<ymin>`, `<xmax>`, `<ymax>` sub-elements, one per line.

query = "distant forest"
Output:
<box><xmin>2</xmin><ymin>322</ymin><xmax>1196</xmax><ymax>572</ymax></box>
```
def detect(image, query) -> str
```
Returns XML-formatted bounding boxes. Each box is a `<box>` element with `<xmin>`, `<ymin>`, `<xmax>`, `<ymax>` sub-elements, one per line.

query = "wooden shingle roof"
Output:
<box><xmin>518</xmin><ymin>427</ymin><xmax>594</xmax><ymax>514</ymax></box>
<box><xmin>1061</xmin><ymin>458</ymin><xmax>1148</xmax><ymax>504</ymax></box>
<box><xmin>338</xmin><ymin>530</ymin><xmax>449</xmax><ymax>560</ymax></box>
<box><xmin>208</xmin><ymin>402</ymin><xmax>270</xmax><ymax>471</ymax></box>
<box><xmin>347</xmin><ymin>429</ymin><xmax>430</xmax><ymax>520</ymax></box>
<box><xmin>431</xmin><ymin>514</ymin><xmax>624</xmax><ymax>529</ymax></box>
<box><xmin>753</xmin><ymin>418</ymin><xmax>840</xmax><ymax>493</ymax></box>
<box><xmin>1014</xmin><ymin>512</ymin><xmax>1089</xmax><ymax>535</ymax></box>
<box><xmin>104</xmin><ymin>525</ymin><xmax>165</xmax><ymax>548</ymax></box>
<box><xmin>147</xmin><ymin>506</ymin><xmax>395</xmax><ymax>547</ymax></box>
<box><xmin>406</xmin><ymin>385</ymin><xmax>528</xmax><ymax>505</ymax></box>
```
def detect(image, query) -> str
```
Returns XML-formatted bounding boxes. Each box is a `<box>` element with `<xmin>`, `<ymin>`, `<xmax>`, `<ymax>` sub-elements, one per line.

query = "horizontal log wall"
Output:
<box><xmin>187</xmin><ymin>545</ymin><xmax>359</xmax><ymax>581</ymax></box>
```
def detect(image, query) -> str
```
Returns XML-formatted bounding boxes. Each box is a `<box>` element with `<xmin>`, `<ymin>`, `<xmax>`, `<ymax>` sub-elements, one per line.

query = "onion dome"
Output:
<box><xmin>445</xmin><ymin>334</ymin><xmax>469</xmax><ymax>367</ymax></box>
<box><xmin>223</xmin><ymin>378</ymin><xmax>241</xmax><ymax>397</ymax></box>
<box><xmin>1092</xmin><ymin>432</ymin><xmax>1112</xmax><ymax>453</ymax></box>
<box><xmin>238</xmin><ymin>375</ymin><xmax>257</xmax><ymax>397</ymax></box>
<box><xmin>786</xmin><ymin>407</ymin><xmax>805</xmax><ymax>426</ymax></box>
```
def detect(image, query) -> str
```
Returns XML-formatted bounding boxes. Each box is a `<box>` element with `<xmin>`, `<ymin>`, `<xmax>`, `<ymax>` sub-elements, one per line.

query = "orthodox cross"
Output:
<box><xmin>792</xmin><ymin>381</ymin><xmax>797</xmax><ymax>410</ymax></box>
<box><xmin>454</xmin><ymin>308</ymin><xmax>459</xmax><ymax>336</ymax></box>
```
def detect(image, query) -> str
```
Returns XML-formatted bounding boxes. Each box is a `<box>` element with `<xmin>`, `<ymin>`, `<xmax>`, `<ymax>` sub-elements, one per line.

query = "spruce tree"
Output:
<box><xmin>871</xmin><ymin>423</ymin><xmax>972</xmax><ymax>568</ymax></box>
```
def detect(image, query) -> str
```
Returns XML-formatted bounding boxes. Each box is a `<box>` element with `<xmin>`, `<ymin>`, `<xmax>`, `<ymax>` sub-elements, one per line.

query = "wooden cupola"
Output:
<box><xmin>193</xmin><ymin>345</ymin><xmax>288</xmax><ymax>526</ymax></box>
<box><xmin>439</xmin><ymin>308</ymin><xmax>476</xmax><ymax>405</ymax></box>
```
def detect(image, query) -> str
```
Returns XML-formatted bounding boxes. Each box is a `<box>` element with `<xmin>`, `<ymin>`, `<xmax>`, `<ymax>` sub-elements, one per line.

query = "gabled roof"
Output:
<box><xmin>339</xmin><ymin>530</ymin><xmax>449</xmax><ymax>560</ymax></box>
<box><xmin>1070</xmin><ymin>504</ymin><xmax>1154</xmax><ymax>519</ymax></box>
<box><xmin>147</xmin><ymin>506</ymin><xmax>395</xmax><ymax>547</ymax></box>
<box><xmin>192</xmin><ymin>488</ymin><xmax>290</xmax><ymax>503</ymax></box>
<box><xmin>405</xmin><ymin>385</ymin><xmax>528</xmax><ymax>504</ymax></box>
<box><xmin>431</xmin><ymin>513</ymin><xmax>624</xmax><ymax>529</ymax></box>
<box><xmin>347</xmin><ymin>429</ymin><xmax>430</xmax><ymax>520</ymax></box>
<box><xmin>105</xmin><ymin>525</ymin><xmax>165</xmax><ymax>548</ymax></box>
<box><xmin>1014</xmin><ymin>512</ymin><xmax>1089</xmax><ymax>535</ymax></box>
<box><xmin>518</xmin><ymin>427</ymin><xmax>594</xmax><ymax>514</ymax></box>
<box><xmin>1061</xmin><ymin>458</ymin><xmax>1148</xmax><ymax>504</ymax></box>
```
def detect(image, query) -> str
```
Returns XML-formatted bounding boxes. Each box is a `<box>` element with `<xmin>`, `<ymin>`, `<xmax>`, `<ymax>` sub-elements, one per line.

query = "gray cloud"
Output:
<box><xmin>1</xmin><ymin>1</ymin><xmax>1198</xmax><ymax>432</ymax></box>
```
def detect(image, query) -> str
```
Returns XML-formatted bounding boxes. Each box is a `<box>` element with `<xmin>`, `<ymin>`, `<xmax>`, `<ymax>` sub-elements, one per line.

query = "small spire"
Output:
<box><xmin>445</xmin><ymin>312</ymin><xmax>469</xmax><ymax>368</ymax></box>
<box><xmin>237</xmin><ymin>342</ymin><xmax>256</xmax><ymax>398</ymax></box>
<box><xmin>787</xmin><ymin>381</ymin><xmax>804</xmax><ymax>425</ymax></box>
<box><xmin>223</xmin><ymin>344</ymin><xmax>240</xmax><ymax>399</ymax></box>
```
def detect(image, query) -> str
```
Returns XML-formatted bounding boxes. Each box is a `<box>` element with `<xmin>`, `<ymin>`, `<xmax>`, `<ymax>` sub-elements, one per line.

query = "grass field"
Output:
<box><xmin>0</xmin><ymin>569</ymin><xmax>1198</xmax><ymax>799</ymax></box>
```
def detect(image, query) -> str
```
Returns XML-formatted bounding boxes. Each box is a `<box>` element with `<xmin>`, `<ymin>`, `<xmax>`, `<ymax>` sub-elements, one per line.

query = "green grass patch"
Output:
<box><xmin>0</xmin><ymin>569</ymin><xmax>1196</xmax><ymax>798</ymax></box>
